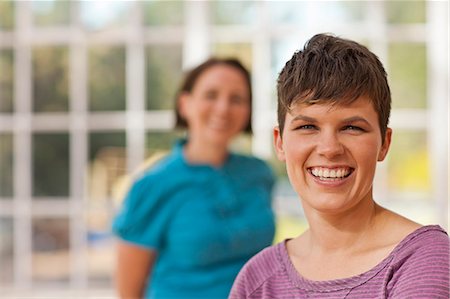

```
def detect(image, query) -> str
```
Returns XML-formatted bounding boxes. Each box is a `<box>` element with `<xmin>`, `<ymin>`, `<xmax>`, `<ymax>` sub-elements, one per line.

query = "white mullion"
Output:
<box><xmin>252</xmin><ymin>1</ymin><xmax>272</xmax><ymax>159</ymax></box>
<box><xmin>68</xmin><ymin>0</ymin><xmax>89</xmax><ymax>289</ymax></box>
<box><xmin>13</xmin><ymin>0</ymin><xmax>32</xmax><ymax>290</ymax></box>
<box><xmin>126</xmin><ymin>1</ymin><xmax>145</xmax><ymax>173</ymax></box>
<box><xmin>182</xmin><ymin>0</ymin><xmax>210</xmax><ymax>70</ymax></box>
<box><xmin>69</xmin><ymin>40</ymin><xmax>89</xmax><ymax>290</ymax></box>
<box><xmin>366</xmin><ymin>1</ymin><xmax>390</xmax><ymax>203</ymax></box>
<box><xmin>426</xmin><ymin>0</ymin><xmax>449</xmax><ymax>229</ymax></box>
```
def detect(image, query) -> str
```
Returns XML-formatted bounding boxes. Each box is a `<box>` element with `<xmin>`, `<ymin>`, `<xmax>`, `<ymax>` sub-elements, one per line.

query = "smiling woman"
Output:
<box><xmin>277</xmin><ymin>98</ymin><xmax>391</xmax><ymax>215</ymax></box>
<box><xmin>112</xmin><ymin>57</ymin><xmax>275</xmax><ymax>299</ymax></box>
<box><xmin>229</xmin><ymin>33</ymin><xmax>449</xmax><ymax>299</ymax></box>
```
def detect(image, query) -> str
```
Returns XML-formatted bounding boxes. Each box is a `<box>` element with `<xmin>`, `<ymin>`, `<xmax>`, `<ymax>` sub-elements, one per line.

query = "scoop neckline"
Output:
<box><xmin>277</xmin><ymin>225</ymin><xmax>443</xmax><ymax>292</ymax></box>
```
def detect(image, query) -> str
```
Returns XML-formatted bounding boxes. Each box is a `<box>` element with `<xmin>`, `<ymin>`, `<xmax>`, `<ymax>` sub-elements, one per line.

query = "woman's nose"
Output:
<box><xmin>316</xmin><ymin>132</ymin><xmax>344</xmax><ymax>158</ymax></box>
<box><xmin>214</xmin><ymin>97</ymin><xmax>231</xmax><ymax>114</ymax></box>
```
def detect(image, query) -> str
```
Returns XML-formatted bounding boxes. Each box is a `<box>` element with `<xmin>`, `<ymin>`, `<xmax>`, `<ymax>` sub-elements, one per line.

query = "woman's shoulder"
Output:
<box><xmin>392</xmin><ymin>225</ymin><xmax>449</xmax><ymax>261</ymax></box>
<box><xmin>233</xmin><ymin>242</ymin><xmax>286</xmax><ymax>290</ymax></box>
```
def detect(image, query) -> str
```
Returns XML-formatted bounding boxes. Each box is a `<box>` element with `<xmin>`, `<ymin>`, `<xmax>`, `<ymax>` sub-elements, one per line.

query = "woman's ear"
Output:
<box><xmin>178</xmin><ymin>92</ymin><xmax>191</xmax><ymax>120</ymax></box>
<box><xmin>378</xmin><ymin>128</ymin><xmax>392</xmax><ymax>161</ymax></box>
<box><xmin>274</xmin><ymin>126</ymin><xmax>286</xmax><ymax>161</ymax></box>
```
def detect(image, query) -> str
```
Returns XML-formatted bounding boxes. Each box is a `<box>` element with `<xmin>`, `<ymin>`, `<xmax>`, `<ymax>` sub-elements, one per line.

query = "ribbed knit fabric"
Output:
<box><xmin>229</xmin><ymin>225</ymin><xmax>450</xmax><ymax>298</ymax></box>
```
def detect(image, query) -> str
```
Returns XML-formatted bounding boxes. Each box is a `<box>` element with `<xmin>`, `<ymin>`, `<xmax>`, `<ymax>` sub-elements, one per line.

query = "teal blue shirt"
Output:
<box><xmin>112</xmin><ymin>140</ymin><xmax>275</xmax><ymax>299</ymax></box>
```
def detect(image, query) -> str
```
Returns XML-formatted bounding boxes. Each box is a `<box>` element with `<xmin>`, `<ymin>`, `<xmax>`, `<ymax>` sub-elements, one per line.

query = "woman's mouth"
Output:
<box><xmin>308</xmin><ymin>166</ymin><xmax>354</xmax><ymax>181</ymax></box>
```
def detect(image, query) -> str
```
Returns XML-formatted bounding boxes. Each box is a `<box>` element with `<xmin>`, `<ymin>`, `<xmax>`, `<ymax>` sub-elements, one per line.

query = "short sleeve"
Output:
<box><xmin>112</xmin><ymin>173</ymin><xmax>172</xmax><ymax>250</ymax></box>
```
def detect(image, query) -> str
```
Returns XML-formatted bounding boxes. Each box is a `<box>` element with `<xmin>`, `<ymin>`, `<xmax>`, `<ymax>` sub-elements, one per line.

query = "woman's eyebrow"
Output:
<box><xmin>291</xmin><ymin>114</ymin><xmax>317</xmax><ymax>123</ymax></box>
<box><xmin>342</xmin><ymin>116</ymin><xmax>371</xmax><ymax>126</ymax></box>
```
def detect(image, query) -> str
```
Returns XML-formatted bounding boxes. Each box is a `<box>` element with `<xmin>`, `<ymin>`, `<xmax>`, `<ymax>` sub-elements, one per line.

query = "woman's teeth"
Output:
<box><xmin>310</xmin><ymin>167</ymin><xmax>352</xmax><ymax>180</ymax></box>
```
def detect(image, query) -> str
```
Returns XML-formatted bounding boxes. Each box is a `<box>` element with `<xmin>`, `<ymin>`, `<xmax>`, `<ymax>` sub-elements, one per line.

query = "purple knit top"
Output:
<box><xmin>229</xmin><ymin>225</ymin><xmax>449</xmax><ymax>298</ymax></box>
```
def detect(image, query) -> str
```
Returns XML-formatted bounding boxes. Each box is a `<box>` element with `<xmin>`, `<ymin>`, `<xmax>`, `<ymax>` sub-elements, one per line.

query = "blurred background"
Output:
<box><xmin>0</xmin><ymin>0</ymin><xmax>448</xmax><ymax>297</ymax></box>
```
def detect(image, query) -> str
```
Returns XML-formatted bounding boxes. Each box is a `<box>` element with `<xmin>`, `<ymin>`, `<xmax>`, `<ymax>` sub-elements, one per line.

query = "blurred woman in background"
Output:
<box><xmin>113</xmin><ymin>57</ymin><xmax>275</xmax><ymax>299</ymax></box>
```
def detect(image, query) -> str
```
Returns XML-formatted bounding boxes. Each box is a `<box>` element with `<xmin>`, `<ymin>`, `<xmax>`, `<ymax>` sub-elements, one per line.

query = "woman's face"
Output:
<box><xmin>180</xmin><ymin>64</ymin><xmax>250</xmax><ymax>147</ymax></box>
<box><xmin>274</xmin><ymin>97</ymin><xmax>391</xmax><ymax>215</ymax></box>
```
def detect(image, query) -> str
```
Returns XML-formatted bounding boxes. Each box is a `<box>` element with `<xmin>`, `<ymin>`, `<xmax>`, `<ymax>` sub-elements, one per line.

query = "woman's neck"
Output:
<box><xmin>183</xmin><ymin>137</ymin><xmax>229</xmax><ymax>167</ymax></box>
<box><xmin>304</xmin><ymin>200</ymin><xmax>384</xmax><ymax>253</ymax></box>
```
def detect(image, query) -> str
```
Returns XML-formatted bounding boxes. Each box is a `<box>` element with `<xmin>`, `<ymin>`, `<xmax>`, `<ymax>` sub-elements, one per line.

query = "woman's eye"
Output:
<box><xmin>343</xmin><ymin>125</ymin><xmax>365</xmax><ymax>132</ymax></box>
<box><xmin>205</xmin><ymin>91</ymin><xmax>217</xmax><ymax>100</ymax></box>
<box><xmin>230</xmin><ymin>95</ymin><xmax>246</xmax><ymax>105</ymax></box>
<box><xmin>296</xmin><ymin>124</ymin><xmax>317</xmax><ymax>130</ymax></box>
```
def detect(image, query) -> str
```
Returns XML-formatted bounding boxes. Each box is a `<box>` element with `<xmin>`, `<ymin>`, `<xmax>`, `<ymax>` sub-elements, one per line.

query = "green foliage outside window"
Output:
<box><xmin>0</xmin><ymin>50</ymin><xmax>14</xmax><ymax>113</ymax></box>
<box><xmin>0</xmin><ymin>1</ymin><xmax>14</xmax><ymax>30</ymax></box>
<box><xmin>146</xmin><ymin>45</ymin><xmax>182</xmax><ymax>110</ymax></box>
<box><xmin>89</xmin><ymin>47</ymin><xmax>126</xmax><ymax>111</ymax></box>
<box><xmin>0</xmin><ymin>134</ymin><xmax>13</xmax><ymax>197</ymax></box>
<box><xmin>33</xmin><ymin>47</ymin><xmax>69</xmax><ymax>112</ymax></box>
<box><xmin>143</xmin><ymin>0</ymin><xmax>183</xmax><ymax>26</ymax></box>
<box><xmin>32</xmin><ymin>0</ymin><xmax>71</xmax><ymax>27</ymax></box>
<box><xmin>389</xmin><ymin>43</ymin><xmax>427</xmax><ymax>109</ymax></box>
<box><xmin>388</xmin><ymin>130</ymin><xmax>430</xmax><ymax>193</ymax></box>
<box><xmin>33</xmin><ymin>133</ymin><xmax>69</xmax><ymax>197</ymax></box>
<box><xmin>387</xmin><ymin>0</ymin><xmax>426</xmax><ymax>24</ymax></box>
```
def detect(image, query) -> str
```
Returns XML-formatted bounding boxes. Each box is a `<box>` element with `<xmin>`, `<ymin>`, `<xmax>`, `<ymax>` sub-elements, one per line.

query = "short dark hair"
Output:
<box><xmin>277</xmin><ymin>33</ymin><xmax>391</xmax><ymax>140</ymax></box>
<box><xmin>175</xmin><ymin>57</ymin><xmax>252</xmax><ymax>133</ymax></box>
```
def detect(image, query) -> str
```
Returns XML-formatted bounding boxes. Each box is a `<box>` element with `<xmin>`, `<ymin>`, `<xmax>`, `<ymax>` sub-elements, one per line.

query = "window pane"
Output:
<box><xmin>0</xmin><ymin>1</ymin><xmax>14</xmax><ymax>30</ymax></box>
<box><xmin>146</xmin><ymin>45</ymin><xmax>182</xmax><ymax>110</ymax></box>
<box><xmin>0</xmin><ymin>217</ymin><xmax>13</xmax><ymax>285</ymax></box>
<box><xmin>80</xmin><ymin>1</ymin><xmax>130</xmax><ymax>31</ymax></box>
<box><xmin>33</xmin><ymin>133</ymin><xmax>69</xmax><ymax>197</ymax></box>
<box><xmin>32</xmin><ymin>0</ymin><xmax>71</xmax><ymax>27</ymax></box>
<box><xmin>268</xmin><ymin>1</ymin><xmax>364</xmax><ymax>25</ymax></box>
<box><xmin>143</xmin><ymin>0</ymin><xmax>183</xmax><ymax>26</ymax></box>
<box><xmin>89</xmin><ymin>46</ymin><xmax>126</xmax><ymax>111</ymax></box>
<box><xmin>32</xmin><ymin>217</ymin><xmax>69</xmax><ymax>283</ymax></box>
<box><xmin>146</xmin><ymin>131</ymin><xmax>182</xmax><ymax>157</ymax></box>
<box><xmin>389</xmin><ymin>43</ymin><xmax>426</xmax><ymax>109</ymax></box>
<box><xmin>271</xmin><ymin>39</ymin><xmax>304</xmax><ymax>109</ymax></box>
<box><xmin>87</xmin><ymin>132</ymin><xmax>125</xmax><ymax>286</ymax></box>
<box><xmin>212</xmin><ymin>43</ymin><xmax>252</xmax><ymax>71</ymax></box>
<box><xmin>88</xmin><ymin>132</ymin><xmax>126</xmax><ymax>201</ymax></box>
<box><xmin>387</xmin><ymin>0</ymin><xmax>426</xmax><ymax>24</ymax></box>
<box><xmin>86</xmin><ymin>209</ymin><xmax>114</xmax><ymax>287</ymax></box>
<box><xmin>388</xmin><ymin>130</ymin><xmax>430</xmax><ymax>196</ymax></box>
<box><xmin>32</xmin><ymin>46</ymin><xmax>69</xmax><ymax>112</ymax></box>
<box><xmin>211</xmin><ymin>0</ymin><xmax>256</xmax><ymax>25</ymax></box>
<box><xmin>0</xmin><ymin>133</ymin><xmax>13</xmax><ymax>198</ymax></box>
<box><xmin>0</xmin><ymin>50</ymin><xmax>14</xmax><ymax>113</ymax></box>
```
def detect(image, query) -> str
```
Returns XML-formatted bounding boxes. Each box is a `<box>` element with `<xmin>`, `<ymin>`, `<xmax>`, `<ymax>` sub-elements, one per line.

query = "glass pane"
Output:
<box><xmin>271</xmin><ymin>38</ymin><xmax>306</xmax><ymax>109</ymax></box>
<box><xmin>388</xmin><ymin>130</ymin><xmax>430</xmax><ymax>195</ymax></box>
<box><xmin>0</xmin><ymin>217</ymin><xmax>13</xmax><ymax>285</ymax></box>
<box><xmin>146</xmin><ymin>130</ymin><xmax>182</xmax><ymax>157</ymax></box>
<box><xmin>211</xmin><ymin>43</ymin><xmax>252</xmax><ymax>71</ymax></box>
<box><xmin>0</xmin><ymin>50</ymin><xmax>14</xmax><ymax>113</ymax></box>
<box><xmin>89</xmin><ymin>46</ymin><xmax>126</xmax><ymax>111</ymax></box>
<box><xmin>86</xmin><ymin>208</ymin><xmax>114</xmax><ymax>287</ymax></box>
<box><xmin>0</xmin><ymin>1</ymin><xmax>14</xmax><ymax>30</ymax></box>
<box><xmin>32</xmin><ymin>217</ymin><xmax>69</xmax><ymax>283</ymax></box>
<box><xmin>33</xmin><ymin>133</ymin><xmax>69</xmax><ymax>197</ymax></box>
<box><xmin>387</xmin><ymin>0</ymin><xmax>426</xmax><ymax>24</ymax></box>
<box><xmin>88</xmin><ymin>131</ymin><xmax>124</xmax><ymax>280</ymax></box>
<box><xmin>32</xmin><ymin>0</ymin><xmax>71</xmax><ymax>27</ymax></box>
<box><xmin>80</xmin><ymin>1</ymin><xmax>130</xmax><ymax>31</ymax></box>
<box><xmin>146</xmin><ymin>45</ymin><xmax>182</xmax><ymax>110</ymax></box>
<box><xmin>268</xmin><ymin>1</ymin><xmax>364</xmax><ymax>25</ymax></box>
<box><xmin>389</xmin><ymin>43</ymin><xmax>426</xmax><ymax>109</ymax></box>
<box><xmin>0</xmin><ymin>134</ymin><xmax>13</xmax><ymax>198</ymax></box>
<box><xmin>32</xmin><ymin>46</ymin><xmax>69</xmax><ymax>112</ymax></box>
<box><xmin>143</xmin><ymin>0</ymin><xmax>183</xmax><ymax>26</ymax></box>
<box><xmin>88</xmin><ymin>132</ymin><xmax>126</xmax><ymax>202</ymax></box>
<box><xmin>211</xmin><ymin>0</ymin><xmax>256</xmax><ymax>25</ymax></box>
